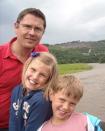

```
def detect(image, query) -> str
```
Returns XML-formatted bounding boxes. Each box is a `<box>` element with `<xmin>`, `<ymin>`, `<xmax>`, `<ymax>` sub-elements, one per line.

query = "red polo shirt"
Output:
<box><xmin>0</xmin><ymin>37</ymin><xmax>48</xmax><ymax>128</ymax></box>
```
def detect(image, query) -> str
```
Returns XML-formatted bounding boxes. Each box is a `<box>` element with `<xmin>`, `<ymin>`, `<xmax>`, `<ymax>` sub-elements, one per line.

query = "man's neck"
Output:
<box><xmin>11</xmin><ymin>41</ymin><xmax>33</xmax><ymax>63</ymax></box>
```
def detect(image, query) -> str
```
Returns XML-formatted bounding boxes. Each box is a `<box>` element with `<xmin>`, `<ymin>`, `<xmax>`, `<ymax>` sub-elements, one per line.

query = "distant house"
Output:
<box><xmin>82</xmin><ymin>49</ymin><xmax>92</xmax><ymax>56</ymax></box>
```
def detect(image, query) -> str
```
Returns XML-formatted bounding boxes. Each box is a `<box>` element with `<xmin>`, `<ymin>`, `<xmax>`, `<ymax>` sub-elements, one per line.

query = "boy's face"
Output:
<box><xmin>50</xmin><ymin>89</ymin><xmax>79</xmax><ymax>124</ymax></box>
<box><xmin>24</xmin><ymin>59</ymin><xmax>50</xmax><ymax>92</ymax></box>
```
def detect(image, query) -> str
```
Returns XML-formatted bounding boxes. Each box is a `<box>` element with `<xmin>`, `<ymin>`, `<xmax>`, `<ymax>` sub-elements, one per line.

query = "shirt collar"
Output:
<box><xmin>3</xmin><ymin>37</ymin><xmax>17</xmax><ymax>59</ymax></box>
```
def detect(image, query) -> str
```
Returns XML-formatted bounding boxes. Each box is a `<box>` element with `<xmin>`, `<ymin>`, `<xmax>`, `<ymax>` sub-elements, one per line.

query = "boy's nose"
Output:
<box><xmin>63</xmin><ymin>103</ymin><xmax>69</xmax><ymax>110</ymax></box>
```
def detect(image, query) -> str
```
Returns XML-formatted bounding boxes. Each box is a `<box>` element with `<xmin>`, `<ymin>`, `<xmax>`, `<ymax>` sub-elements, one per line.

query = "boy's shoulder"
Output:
<box><xmin>71</xmin><ymin>112</ymin><xmax>87</xmax><ymax>121</ymax></box>
<box><xmin>37</xmin><ymin>120</ymin><xmax>49</xmax><ymax>131</ymax></box>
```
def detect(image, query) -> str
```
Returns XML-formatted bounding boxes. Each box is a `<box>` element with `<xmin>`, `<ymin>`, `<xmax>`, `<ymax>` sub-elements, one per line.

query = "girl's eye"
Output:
<box><xmin>40</xmin><ymin>73</ymin><xmax>49</xmax><ymax>79</ymax></box>
<box><xmin>30</xmin><ymin>68</ymin><xmax>36</xmax><ymax>72</ymax></box>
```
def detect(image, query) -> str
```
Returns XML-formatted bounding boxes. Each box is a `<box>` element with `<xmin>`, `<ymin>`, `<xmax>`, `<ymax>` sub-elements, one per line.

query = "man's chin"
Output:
<box><xmin>24</xmin><ymin>43</ymin><xmax>37</xmax><ymax>49</ymax></box>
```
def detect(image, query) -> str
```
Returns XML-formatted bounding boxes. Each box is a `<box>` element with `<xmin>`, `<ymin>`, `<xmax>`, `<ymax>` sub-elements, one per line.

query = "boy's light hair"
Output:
<box><xmin>51</xmin><ymin>75</ymin><xmax>84</xmax><ymax>101</ymax></box>
<box><xmin>22</xmin><ymin>52</ymin><xmax>59</xmax><ymax>96</ymax></box>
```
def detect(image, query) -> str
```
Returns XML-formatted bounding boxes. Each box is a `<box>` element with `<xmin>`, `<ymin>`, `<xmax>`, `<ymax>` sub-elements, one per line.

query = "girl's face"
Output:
<box><xmin>24</xmin><ymin>59</ymin><xmax>50</xmax><ymax>92</ymax></box>
<box><xmin>50</xmin><ymin>89</ymin><xmax>79</xmax><ymax>125</ymax></box>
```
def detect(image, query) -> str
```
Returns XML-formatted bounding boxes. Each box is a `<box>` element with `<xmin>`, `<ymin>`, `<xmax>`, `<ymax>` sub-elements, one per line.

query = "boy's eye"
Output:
<box><xmin>59</xmin><ymin>98</ymin><xmax>65</xmax><ymax>103</ymax></box>
<box><xmin>69</xmin><ymin>103</ymin><xmax>76</xmax><ymax>106</ymax></box>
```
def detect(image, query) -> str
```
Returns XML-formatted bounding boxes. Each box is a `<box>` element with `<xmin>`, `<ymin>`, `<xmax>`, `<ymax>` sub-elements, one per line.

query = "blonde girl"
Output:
<box><xmin>9</xmin><ymin>52</ymin><xmax>58</xmax><ymax>131</ymax></box>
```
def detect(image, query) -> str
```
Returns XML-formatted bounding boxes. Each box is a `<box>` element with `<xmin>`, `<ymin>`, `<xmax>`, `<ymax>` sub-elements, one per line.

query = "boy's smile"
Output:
<box><xmin>50</xmin><ymin>89</ymin><xmax>79</xmax><ymax>125</ymax></box>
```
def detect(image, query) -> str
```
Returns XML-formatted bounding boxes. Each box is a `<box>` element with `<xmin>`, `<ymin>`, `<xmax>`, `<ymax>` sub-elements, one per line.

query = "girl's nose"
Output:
<box><xmin>33</xmin><ymin>73</ymin><xmax>39</xmax><ymax>79</ymax></box>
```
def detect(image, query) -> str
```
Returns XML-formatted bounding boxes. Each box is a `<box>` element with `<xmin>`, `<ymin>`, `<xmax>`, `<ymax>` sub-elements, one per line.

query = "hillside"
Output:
<box><xmin>51</xmin><ymin>40</ymin><xmax>105</xmax><ymax>49</ymax></box>
<box><xmin>45</xmin><ymin>40</ymin><xmax>105</xmax><ymax>64</ymax></box>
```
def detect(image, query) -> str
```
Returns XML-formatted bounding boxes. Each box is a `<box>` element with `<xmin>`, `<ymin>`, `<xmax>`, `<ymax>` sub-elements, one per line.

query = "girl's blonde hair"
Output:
<box><xmin>50</xmin><ymin>75</ymin><xmax>84</xmax><ymax>101</ymax></box>
<box><xmin>22</xmin><ymin>52</ymin><xmax>59</xmax><ymax>97</ymax></box>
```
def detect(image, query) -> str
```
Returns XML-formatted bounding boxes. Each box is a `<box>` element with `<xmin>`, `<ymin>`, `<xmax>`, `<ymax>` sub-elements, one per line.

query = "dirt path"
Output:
<box><xmin>73</xmin><ymin>63</ymin><xmax>105</xmax><ymax>121</ymax></box>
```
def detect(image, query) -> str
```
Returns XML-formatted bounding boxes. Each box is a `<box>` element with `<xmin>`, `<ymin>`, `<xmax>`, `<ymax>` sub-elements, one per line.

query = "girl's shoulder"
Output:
<box><xmin>32</xmin><ymin>90</ymin><xmax>46</xmax><ymax>102</ymax></box>
<box><xmin>29</xmin><ymin>90</ymin><xmax>50</xmax><ymax>107</ymax></box>
<box><xmin>11</xmin><ymin>84</ymin><xmax>23</xmax><ymax>100</ymax></box>
<box><xmin>12</xmin><ymin>84</ymin><xmax>22</xmax><ymax>94</ymax></box>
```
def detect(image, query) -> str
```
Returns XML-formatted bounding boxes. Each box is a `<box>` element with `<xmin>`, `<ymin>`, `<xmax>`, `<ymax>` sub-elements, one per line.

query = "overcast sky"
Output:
<box><xmin>1</xmin><ymin>0</ymin><xmax>105</xmax><ymax>44</ymax></box>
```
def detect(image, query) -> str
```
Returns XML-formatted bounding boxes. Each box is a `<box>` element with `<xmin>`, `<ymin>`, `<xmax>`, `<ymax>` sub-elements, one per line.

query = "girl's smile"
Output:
<box><xmin>24</xmin><ymin>59</ymin><xmax>50</xmax><ymax>92</ymax></box>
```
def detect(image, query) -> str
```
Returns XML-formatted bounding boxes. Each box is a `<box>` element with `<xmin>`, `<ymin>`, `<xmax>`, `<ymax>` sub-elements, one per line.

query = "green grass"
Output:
<box><xmin>58</xmin><ymin>63</ymin><xmax>92</xmax><ymax>74</ymax></box>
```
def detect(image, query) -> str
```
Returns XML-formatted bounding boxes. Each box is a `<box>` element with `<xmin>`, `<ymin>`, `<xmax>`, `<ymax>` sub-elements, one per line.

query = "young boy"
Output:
<box><xmin>37</xmin><ymin>75</ymin><xmax>103</xmax><ymax>131</ymax></box>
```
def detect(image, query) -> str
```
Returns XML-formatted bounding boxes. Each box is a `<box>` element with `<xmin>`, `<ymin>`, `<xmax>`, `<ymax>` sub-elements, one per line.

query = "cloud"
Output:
<box><xmin>1</xmin><ymin>0</ymin><xmax>105</xmax><ymax>44</ymax></box>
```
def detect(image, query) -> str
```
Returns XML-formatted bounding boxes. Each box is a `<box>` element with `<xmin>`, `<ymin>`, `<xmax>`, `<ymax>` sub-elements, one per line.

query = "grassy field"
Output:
<box><xmin>58</xmin><ymin>63</ymin><xmax>92</xmax><ymax>74</ymax></box>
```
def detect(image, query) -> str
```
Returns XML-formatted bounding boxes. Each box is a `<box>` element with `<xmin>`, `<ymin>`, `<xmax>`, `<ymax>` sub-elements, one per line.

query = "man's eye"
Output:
<box><xmin>24</xmin><ymin>25</ymin><xmax>32</xmax><ymax>29</ymax></box>
<box><xmin>35</xmin><ymin>27</ymin><xmax>42</xmax><ymax>31</ymax></box>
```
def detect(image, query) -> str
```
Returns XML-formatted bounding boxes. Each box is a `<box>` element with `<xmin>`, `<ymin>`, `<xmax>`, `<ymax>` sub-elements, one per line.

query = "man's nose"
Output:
<box><xmin>29</xmin><ymin>28</ymin><xmax>35</xmax><ymax>35</ymax></box>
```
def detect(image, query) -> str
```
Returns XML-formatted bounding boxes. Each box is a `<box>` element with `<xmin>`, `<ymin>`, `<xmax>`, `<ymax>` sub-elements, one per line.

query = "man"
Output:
<box><xmin>0</xmin><ymin>8</ymin><xmax>48</xmax><ymax>131</ymax></box>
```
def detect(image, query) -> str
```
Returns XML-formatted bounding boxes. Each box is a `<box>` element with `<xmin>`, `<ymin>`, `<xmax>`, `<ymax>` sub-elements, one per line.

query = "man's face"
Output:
<box><xmin>15</xmin><ymin>14</ymin><xmax>45</xmax><ymax>49</ymax></box>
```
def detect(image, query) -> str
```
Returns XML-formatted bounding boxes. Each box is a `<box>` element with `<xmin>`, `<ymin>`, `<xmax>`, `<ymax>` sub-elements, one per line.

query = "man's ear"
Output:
<box><xmin>14</xmin><ymin>22</ymin><xmax>19</xmax><ymax>34</ymax></box>
<box><xmin>14</xmin><ymin>22</ymin><xmax>19</xmax><ymax>29</ymax></box>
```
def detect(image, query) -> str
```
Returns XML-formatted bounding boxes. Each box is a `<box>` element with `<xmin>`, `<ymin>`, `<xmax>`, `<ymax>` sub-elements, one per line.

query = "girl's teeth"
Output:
<box><xmin>30</xmin><ymin>80</ymin><xmax>36</xmax><ymax>84</ymax></box>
